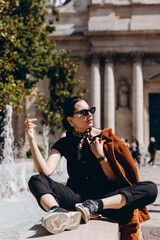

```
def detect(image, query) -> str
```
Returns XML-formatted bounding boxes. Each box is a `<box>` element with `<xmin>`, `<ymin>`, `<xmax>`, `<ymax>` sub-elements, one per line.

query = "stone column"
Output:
<box><xmin>90</xmin><ymin>54</ymin><xmax>101</xmax><ymax>128</ymax></box>
<box><xmin>132</xmin><ymin>53</ymin><xmax>144</xmax><ymax>144</ymax></box>
<box><xmin>104</xmin><ymin>53</ymin><xmax>115</xmax><ymax>133</ymax></box>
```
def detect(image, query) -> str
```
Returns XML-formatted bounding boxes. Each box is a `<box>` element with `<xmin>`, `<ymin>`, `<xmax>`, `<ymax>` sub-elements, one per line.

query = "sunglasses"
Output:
<box><xmin>72</xmin><ymin>107</ymin><xmax>96</xmax><ymax>116</ymax></box>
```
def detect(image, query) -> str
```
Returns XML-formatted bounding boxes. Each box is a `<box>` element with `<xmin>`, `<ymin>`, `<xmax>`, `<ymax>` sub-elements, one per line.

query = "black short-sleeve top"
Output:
<box><xmin>51</xmin><ymin>131</ymin><xmax>119</xmax><ymax>197</ymax></box>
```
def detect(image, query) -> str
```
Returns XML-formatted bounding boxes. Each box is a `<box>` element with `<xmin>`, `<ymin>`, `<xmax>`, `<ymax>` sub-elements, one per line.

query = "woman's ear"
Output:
<box><xmin>67</xmin><ymin>116</ymin><xmax>74</xmax><ymax>127</ymax></box>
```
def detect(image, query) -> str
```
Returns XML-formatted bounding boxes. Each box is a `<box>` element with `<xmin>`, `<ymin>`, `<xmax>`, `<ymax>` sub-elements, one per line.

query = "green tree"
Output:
<box><xmin>0</xmin><ymin>0</ymin><xmax>88</xmax><ymax>132</ymax></box>
<box><xmin>0</xmin><ymin>0</ymin><xmax>55</xmax><ymax>113</ymax></box>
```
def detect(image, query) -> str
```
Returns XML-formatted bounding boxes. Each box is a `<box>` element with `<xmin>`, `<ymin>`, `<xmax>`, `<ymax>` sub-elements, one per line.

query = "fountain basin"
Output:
<box><xmin>0</xmin><ymin>158</ymin><xmax>68</xmax><ymax>240</ymax></box>
<box><xmin>0</xmin><ymin>192</ymin><xmax>44</xmax><ymax>240</ymax></box>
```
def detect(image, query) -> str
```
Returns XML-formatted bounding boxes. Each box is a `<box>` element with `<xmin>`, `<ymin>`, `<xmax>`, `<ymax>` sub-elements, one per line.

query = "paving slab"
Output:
<box><xmin>137</xmin><ymin>153</ymin><xmax>160</xmax><ymax>240</ymax></box>
<box><xmin>141</xmin><ymin>226</ymin><xmax>160</xmax><ymax>240</ymax></box>
<box><xmin>18</xmin><ymin>218</ymin><xmax>120</xmax><ymax>240</ymax></box>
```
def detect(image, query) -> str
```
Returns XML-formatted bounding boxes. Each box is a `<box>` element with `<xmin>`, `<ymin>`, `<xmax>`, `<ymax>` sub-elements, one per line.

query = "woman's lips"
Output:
<box><xmin>87</xmin><ymin>118</ymin><xmax>93</xmax><ymax>123</ymax></box>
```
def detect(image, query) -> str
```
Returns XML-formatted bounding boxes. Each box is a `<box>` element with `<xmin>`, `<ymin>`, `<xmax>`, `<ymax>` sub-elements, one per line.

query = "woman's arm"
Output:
<box><xmin>24</xmin><ymin>114</ymin><xmax>61</xmax><ymax>175</ymax></box>
<box><xmin>89</xmin><ymin>137</ymin><xmax>118</xmax><ymax>182</ymax></box>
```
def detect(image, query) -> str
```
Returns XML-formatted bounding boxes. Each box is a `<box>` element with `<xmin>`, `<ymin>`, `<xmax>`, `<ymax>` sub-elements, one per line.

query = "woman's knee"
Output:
<box><xmin>28</xmin><ymin>174</ymin><xmax>47</xmax><ymax>191</ymax></box>
<box><xmin>145</xmin><ymin>181</ymin><xmax>158</xmax><ymax>203</ymax></box>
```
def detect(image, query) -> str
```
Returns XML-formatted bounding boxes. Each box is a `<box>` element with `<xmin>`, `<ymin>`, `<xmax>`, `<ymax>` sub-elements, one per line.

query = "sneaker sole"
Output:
<box><xmin>66</xmin><ymin>211</ymin><xmax>81</xmax><ymax>230</ymax></box>
<box><xmin>42</xmin><ymin>211</ymin><xmax>81</xmax><ymax>234</ymax></box>
<box><xmin>42</xmin><ymin>212</ymin><xmax>69</xmax><ymax>234</ymax></box>
<box><xmin>75</xmin><ymin>204</ymin><xmax>90</xmax><ymax>223</ymax></box>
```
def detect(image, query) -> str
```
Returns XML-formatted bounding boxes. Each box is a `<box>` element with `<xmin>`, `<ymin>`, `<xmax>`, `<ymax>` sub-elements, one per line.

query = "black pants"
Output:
<box><xmin>148</xmin><ymin>152</ymin><xmax>156</xmax><ymax>165</ymax></box>
<box><xmin>132</xmin><ymin>151</ymin><xmax>140</xmax><ymax>165</ymax></box>
<box><xmin>28</xmin><ymin>174</ymin><xmax>157</xmax><ymax>223</ymax></box>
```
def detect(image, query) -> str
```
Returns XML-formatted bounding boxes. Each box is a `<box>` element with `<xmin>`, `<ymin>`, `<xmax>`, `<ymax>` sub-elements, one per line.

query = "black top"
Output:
<box><xmin>51</xmin><ymin>131</ymin><xmax>121</xmax><ymax>198</ymax></box>
<box><xmin>148</xmin><ymin>142</ymin><xmax>156</xmax><ymax>154</ymax></box>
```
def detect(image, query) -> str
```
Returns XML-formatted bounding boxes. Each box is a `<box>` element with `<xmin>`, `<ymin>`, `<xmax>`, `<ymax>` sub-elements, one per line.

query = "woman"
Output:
<box><xmin>130</xmin><ymin>136</ymin><xmax>140</xmax><ymax>166</ymax></box>
<box><xmin>24</xmin><ymin>96</ymin><xmax>157</xmax><ymax>240</ymax></box>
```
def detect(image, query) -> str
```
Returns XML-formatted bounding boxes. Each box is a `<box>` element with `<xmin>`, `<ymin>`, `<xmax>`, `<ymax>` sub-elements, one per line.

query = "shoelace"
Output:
<box><xmin>84</xmin><ymin>200</ymin><xmax>98</xmax><ymax>213</ymax></box>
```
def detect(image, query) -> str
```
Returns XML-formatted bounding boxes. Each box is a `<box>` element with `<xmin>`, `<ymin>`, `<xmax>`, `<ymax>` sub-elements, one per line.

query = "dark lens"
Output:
<box><xmin>81</xmin><ymin>109</ymin><xmax>88</xmax><ymax>116</ymax></box>
<box><xmin>90</xmin><ymin>107</ymin><xmax>96</xmax><ymax>114</ymax></box>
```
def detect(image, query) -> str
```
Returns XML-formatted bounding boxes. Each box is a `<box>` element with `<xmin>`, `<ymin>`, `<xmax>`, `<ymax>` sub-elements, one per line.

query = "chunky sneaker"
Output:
<box><xmin>75</xmin><ymin>200</ymin><xmax>98</xmax><ymax>223</ymax></box>
<box><xmin>42</xmin><ymin>207</ymin><xmax>81</xmax><ymax>234</ymax></box>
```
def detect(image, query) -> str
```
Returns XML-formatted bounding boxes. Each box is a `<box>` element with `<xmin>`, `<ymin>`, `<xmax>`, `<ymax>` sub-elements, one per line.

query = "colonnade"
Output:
<box><xmin>90</xmin><ymin>53</ymin><xmax>144</xmax><ymax>144</ymax></box>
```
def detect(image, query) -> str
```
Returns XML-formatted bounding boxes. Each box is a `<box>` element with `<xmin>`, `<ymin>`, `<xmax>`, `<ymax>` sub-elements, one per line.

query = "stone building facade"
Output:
<box><xmin>14</xmin><ymin>0</ymin><xmax>160</xmax><ymax>154</ymax></box>
<box><xmin>44</xmin><ymin>0</ymin><xmax>160</xmax><ymax>152</ymax></box>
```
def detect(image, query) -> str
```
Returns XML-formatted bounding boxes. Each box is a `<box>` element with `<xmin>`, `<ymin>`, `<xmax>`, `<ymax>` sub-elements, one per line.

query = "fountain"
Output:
<box><xmin>43</xmin><ymin>124</ymin><xmax>49</xmax><ymax>160</ymax></box>
<box><xmin>0</xmin><ymin>105</ymin><xmax>38</xmax><ymax>240</ymax></box>
<box><xmin>0</xmin><ymin>110</ymin><xmax>4</xmax><ymax>163</ymax></box>
<box><xmin>54</xmin><ymin>132</ymin><xmax>68</xmax><ymax>177</ymax></box>
<box><xmin>0</xmin><ymin>106</ymin><xmax>68</xmax><ymax>239</ymax></box>
<box><xmin>0</xmin><ymin>105</ymin><xmax>27</xmax><ymax>199</ymax></box>
<box><xmin>42</xmin><ymin>125</ymin><xmax>68</xmax><ymax>181</ymax></box>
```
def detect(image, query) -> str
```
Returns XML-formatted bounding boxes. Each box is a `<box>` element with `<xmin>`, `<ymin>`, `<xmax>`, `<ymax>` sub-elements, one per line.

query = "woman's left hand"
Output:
<box><xmin>88</xmin><ymin>137</ymin><xmax>106</xmax><ymax>159</ymax></box>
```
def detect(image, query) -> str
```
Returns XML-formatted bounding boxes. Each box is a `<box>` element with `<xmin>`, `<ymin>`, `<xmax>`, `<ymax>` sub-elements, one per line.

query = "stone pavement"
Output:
<box><xmin>1</xmin><ymin>153</ymin><xmax>160</xmax><ymax>240</ymax></box>
<box><xmin>138</xmin><ymin>152</ymin><xmax>160</xmax><ymax>239</ymax></box>
<box><xmin>18</xmin><ymin>218</ymin><xmax>120</xmax><ymax>240</ymax></box>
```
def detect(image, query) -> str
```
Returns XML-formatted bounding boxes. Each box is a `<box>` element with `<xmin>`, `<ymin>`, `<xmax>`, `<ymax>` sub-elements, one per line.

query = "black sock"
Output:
<box><xmin>94</xmin><ymin>199</ymin><xmax>103</xmax><ymax>211</ymax></box>
<box><xmin>50</xmin><ymin>205</ymin><xmax>59</xmax><ymax>211</ymax></box>
<box><xmin>50</xmin><ymin>205</ymin><xmax>68</xmax><ymax>213</ymax></box>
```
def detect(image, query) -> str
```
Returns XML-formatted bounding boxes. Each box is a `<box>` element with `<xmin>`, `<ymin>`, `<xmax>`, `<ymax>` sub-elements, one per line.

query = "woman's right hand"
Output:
<box><xmin>24</xmin><ymin>114</ymin><xmax>37</xmax><ymax>140</ymax></box>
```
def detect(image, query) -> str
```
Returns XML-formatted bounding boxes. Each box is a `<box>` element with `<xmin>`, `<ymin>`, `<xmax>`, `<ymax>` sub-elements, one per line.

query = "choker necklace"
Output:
<box><xmin>73</xmin><ymin>128</ymin><xmax>94</xmax><ymax>150</ymax></box>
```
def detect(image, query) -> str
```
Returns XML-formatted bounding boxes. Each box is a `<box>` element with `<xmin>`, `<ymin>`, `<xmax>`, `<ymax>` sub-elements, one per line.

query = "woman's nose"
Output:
<box><xmin>88</xmin><ymin>111</ymin><xmax>92</xmax><ymax>117</ymax></box>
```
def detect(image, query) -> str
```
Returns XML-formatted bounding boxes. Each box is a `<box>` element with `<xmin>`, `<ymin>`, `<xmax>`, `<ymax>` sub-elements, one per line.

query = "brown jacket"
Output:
<box><xmin>100</xmin><ymin>128</ymin><xmax>150</xmax><ymax>240</ymax></box>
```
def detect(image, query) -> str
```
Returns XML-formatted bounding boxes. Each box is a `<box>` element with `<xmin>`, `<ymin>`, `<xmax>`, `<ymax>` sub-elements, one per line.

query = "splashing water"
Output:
<box><xmin>43</xmin><ymin>124</ymin><xmax>49</xmax><ymax>160</ymax></box>
<box><xmin>54</xmin><ymin>132</ymin><xmax>68</xmax><ymax>176</ymax></box>
<box><xmin>42</xmin><ymin>125</ymin><xmax>67</xmax><ymax>175</ymax></box>
<box><xmin>0</xmin><ymin>105</ymin><xmax>27</xmax><ymax>199</ymax></box>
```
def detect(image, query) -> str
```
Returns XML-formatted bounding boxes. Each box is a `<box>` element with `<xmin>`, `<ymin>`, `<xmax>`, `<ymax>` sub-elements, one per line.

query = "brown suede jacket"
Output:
<box><xmin>100</xmin><ymin>128</ymin><xmax>150</xmax><ymax>240</ymax></box>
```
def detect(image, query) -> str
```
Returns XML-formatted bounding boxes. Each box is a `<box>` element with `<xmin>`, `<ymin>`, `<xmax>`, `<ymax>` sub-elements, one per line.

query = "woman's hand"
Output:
<box><xmin>88</xmin><ymin>137</ymin><xmax>106</xmax><ymax>159</ymax></box>
<box><xmin>89</xmin><ymin>137</ymin><xmax>118</xmax><ymax>181</ymax></box>
<box><xmin>24</xmin><ymin>114</ymin><xmax>37</xmax><ymax>140</ymax></box>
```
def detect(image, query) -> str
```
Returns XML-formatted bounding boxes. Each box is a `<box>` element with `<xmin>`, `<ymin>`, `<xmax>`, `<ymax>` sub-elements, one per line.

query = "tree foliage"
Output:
<box><xmin>0</xmin><ymin>0</ymin><xmax>88</xmax><ymax>132</ymax></box>
<box><xmin>35</xmin><ymin>49</ymin><xmax>88</xmax><ymax>133</ymax></box>
<box><xmin>0</xmin><ymin>0</ymin><xmax>55</xmax><ymax>113</ymax></box>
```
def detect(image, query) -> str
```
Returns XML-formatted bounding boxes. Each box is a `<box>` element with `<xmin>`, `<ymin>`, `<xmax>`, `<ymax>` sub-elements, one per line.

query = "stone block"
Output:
<box><xmin>18</xmin><ymin>219</ymin><xmax>120</xmax><ymax>240</ymax></box>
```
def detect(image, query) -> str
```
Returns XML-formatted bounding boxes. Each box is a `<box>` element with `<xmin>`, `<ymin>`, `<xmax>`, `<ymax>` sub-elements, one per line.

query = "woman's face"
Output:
<box><xmin>67</xmin><ymin>100</ymin><xmax>94</xmax><ymax>132</ymax></box>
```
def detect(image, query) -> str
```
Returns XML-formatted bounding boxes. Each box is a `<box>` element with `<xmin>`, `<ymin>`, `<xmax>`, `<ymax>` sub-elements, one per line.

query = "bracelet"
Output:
<box><xmin>97</xmin><ymin>155</ymin><xmax>105</xmax><ymax>162</ymax></box>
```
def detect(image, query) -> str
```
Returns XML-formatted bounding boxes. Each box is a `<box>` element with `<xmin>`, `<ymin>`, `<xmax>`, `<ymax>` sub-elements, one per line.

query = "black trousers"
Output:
<box><xmin>148</xmin><ymin>152</ymin><xmax>156</xmax><ymax>165</ymax></box>
<box><xmin>28</xmin><ymin>174</ymin><xmax>157</xmax><ymax>223</ymax></box>
<box><xmin>132</xmin><ymin>151</ymin><xmax>140</xmax><ymax>165</ymax></box>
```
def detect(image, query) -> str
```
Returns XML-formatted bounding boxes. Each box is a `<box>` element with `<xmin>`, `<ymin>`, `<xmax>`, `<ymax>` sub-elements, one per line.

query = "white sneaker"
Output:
<box><xmin>75</xmin><ymin>199</ymin><xmax>99</xmax><ymax>223</ymax></box>
<box><xmin>153</xmin><ymin>165</ymin><xmax>157</xmax><ymax>168</ymax></box>
<box><xmin>42</xmin><ymin>207</ymin><xmax>81</xmax><ymax>234</ymax></box>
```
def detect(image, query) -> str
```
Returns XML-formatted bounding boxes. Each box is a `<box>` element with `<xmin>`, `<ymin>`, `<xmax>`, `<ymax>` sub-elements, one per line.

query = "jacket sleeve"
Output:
<box><xmin>101</xmin><ymin>129</ymin><xmax>140</xmax><ymax>186</ymax></box>
<box><xmin>113</xmin><ymin>138</ymin><xmax>140</xmax><ymax>185</ymax></box>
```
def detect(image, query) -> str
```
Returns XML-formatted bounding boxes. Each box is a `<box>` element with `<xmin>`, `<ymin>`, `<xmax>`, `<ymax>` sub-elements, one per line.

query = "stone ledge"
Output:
<box><xmin>18</xmin><ymin>218</ymin><xmax>120</xmax><ymax>240</ymax></box>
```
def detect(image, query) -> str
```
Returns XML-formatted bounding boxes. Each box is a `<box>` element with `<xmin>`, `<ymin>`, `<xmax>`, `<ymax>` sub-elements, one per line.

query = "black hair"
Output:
<box><xmin>62</xmin><ymin>96</ymin><xmax>87</xmax><ymax>131</ymax></box>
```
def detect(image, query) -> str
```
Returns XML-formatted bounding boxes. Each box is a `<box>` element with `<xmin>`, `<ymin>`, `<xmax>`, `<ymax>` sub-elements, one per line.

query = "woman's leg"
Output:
<box><xmin>102</xmin><ymin>193</ymin><xmax>126</xmax><ymax>210</ymax></box>
<box><xmin>152</xmin><ymin>153</ymin><xmax>156</xmax><ymax>165</ymax></box>
<box><xmin>132</xmin><ymin>151</ymin><xmax>139</xmax><ymax>165</ymax></box>
<box><xmin>29</xmin><ymin>174</ymin><xmax>82</xmax><ymax>234</ymax></box>
<box><xmin>148</xmin><ymin>153</ymin><xmax>154</xmax><ymax>165</ymax></box>
<box><xmin>40</xmin><ymin>194</ymin><xmax>59</xmax><ymax>211</ymax></box>
<box><xmin>135</xmin><ymin>151</ymin><xmax>140</xmax><ymax>165</ymax></box>
<box><xmin>101</xmin><ymin>181</ymin><xmax>157</xmax><ymax>218</ymax></box>
<box><xmin>28</xmin><ymin>173</ymin><xmax>82</xmax><ymax>211</ymax></box>
<box><xmin>99</xmin><ymin>181</ymin><xmax>157</xmax><ymax>240</ymax></box>
<box><xmin>76</xmin><ymin>181</ymin><xmax>157</xmax><ymax>223</ymax></box>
